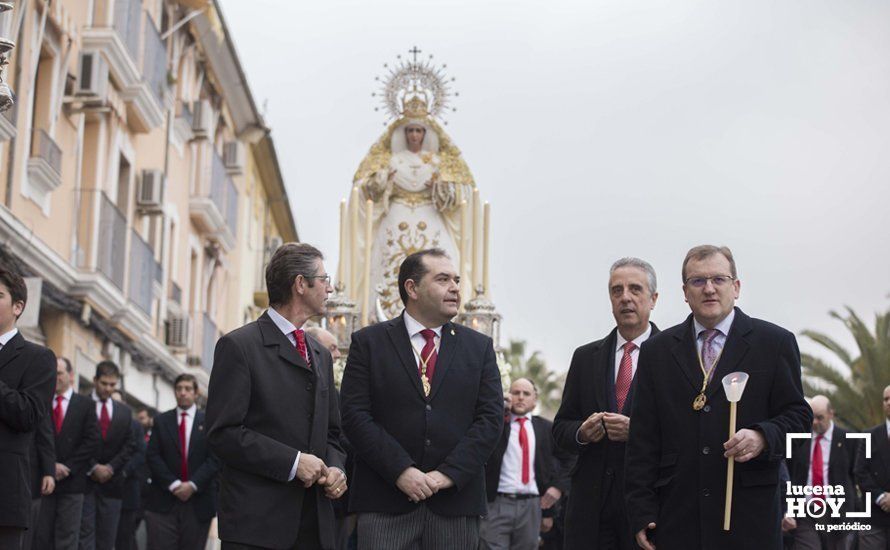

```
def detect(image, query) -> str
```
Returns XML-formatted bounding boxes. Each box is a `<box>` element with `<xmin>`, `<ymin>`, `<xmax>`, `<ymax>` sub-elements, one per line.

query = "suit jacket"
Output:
<box><xmin>0</xmin><ymin>331</ymin><xmax>56</xmax><ymax>528</ymax></box>
<box><xmin>29</xmin><ymin>408</ymin><xmax>56</xmax><ymax>499</ymax></box>
<box><xmin>552</xmin><ymin>323</ymin><xmax>658</xmax><ymax>549</ymax></box>
<box><xmin>87</xmin><ymin>399</ymin><xmax>137</xmax><ymax>499</ymax></box>
<box><xmin>206</xmin><ymin>311</ymin><xmax>346</xmax><ymax>549</ymax></box>
<box><xmin>625</xmin><ymin>308</ymin><xmax>812</xmax><ymax>550</ymax></box>
<box><xmin>789</xmin><ymin>424</ymin><xmax>858</xmax><ymax>523</ymax></box>
<box><xmin>485</xmin><ymin>415</ymin><xmax>572</xmax><ymax>517</ymax></box>
<box><xmin>146</xmin><ymin>408</ymin><xmax>219</xmax><ymax>522</ymax></box>
<box><xmin>855</xmin><ymin>423</ymin><xmax>890</xmax><ymax>527</ymax></box>
<box><xmin>340</xmin><ymin>314</ymin><xmax>504</xmax><ymax>517</ymax></box>
<box><xmin>54</xmin><ymin>392</ymin><xmax>100</xmax><ymax>494</ymax></box>
<box><xmin>121</xmin><ymin>419</ymin><xmax>146</xmax><ymax>511</ymax></box>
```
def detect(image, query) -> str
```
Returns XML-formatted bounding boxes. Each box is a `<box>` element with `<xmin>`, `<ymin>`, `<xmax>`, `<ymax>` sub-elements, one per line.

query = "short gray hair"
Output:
<box><xmin>609</xmin><ymin>257</ymin><xmax>657</xmax><ymax>296</ymax></box>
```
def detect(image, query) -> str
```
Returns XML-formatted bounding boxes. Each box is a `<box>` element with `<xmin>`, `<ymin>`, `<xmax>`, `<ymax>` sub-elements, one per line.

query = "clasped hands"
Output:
<box><xmin>396</xmin><ymin>467</ymin><xmax>454</xmax><ymax>503</ymax></box>
<box><xmin>578</xmin><ymin>412</ymin><xmax>630</xmax><ymax>443</ymax></box>
<box><xmin>296</xmin><ymin>453</ymin><xmax>348</xmax><ymax>499</ymax></box>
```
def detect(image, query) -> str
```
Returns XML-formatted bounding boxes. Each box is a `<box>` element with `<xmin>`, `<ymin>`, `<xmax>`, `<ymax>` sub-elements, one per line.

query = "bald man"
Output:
<box><xmin>305</xmin><ymin>327</ymin><xmax>342</xmax><ymax>362</ymax></box>
<box><xmin>482</xmin><ymin>378</ymin><xmax>572</xmax><ymax>550</ymax></box>
<box><xmin>788</xmin><ymin>395</ymin><xmax>857</xmax><ymax>550</ymax></box>
<box><xmin>856</xmin><ymin>386</ymin><xmax>890</xmax><ymax>550</ymax></box>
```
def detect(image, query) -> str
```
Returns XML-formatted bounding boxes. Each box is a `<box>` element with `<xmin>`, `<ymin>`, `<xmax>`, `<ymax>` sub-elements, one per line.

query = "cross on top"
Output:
<box><xmin>409</xmin><ymin>46</ymin><xmax>422</xmax><ymax>63</ymax></box>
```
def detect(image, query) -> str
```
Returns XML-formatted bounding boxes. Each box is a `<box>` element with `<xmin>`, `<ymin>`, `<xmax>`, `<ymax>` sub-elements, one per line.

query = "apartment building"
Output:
<box><xmin>0</xmin><ymin>0</ymin><xmax>297</xmax><ymax>411</ymax></box>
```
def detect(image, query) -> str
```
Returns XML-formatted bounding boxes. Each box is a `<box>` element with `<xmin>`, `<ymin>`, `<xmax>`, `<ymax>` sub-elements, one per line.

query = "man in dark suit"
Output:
<box><xmin>625</xmin><ymin>245</ymin><xmax>812</xmax><ymax>550</ymax></box>
<box><xmin>0</xmin><ymin>267</ymin><xmax>57</xmax><ymax>548</ymax></box>
<box><xmin>36</xmin><ymin>356</ymin><xmax>100</xmax><ymax>550</ymax></box>
<box><xmin>112</xmin><ymin>391</ymin><xmax>146</xmax><ymax>550</ymax></box>
<box><xmin>79</xmin><ymin>361</ymin><xmax>137</xmax><ymax>550</ymax></box>
<box><xmin>146</xmin><ymin>373</ymin><xmax>219</xmax><ymax>550</ymax></box>
<box><xmin>787</xmin><ymin>395</ymin><xmax>857</xmax><ymax>550</ymax></box>
<box><xmin>26</xmin><ymin>412</ymin><xmax>56</xmax><ymax>550</ymax></box>
<box><xmin>483</xmin><ymin>378</ymin><xmax>572</xmax><ymax>550</ymax></box>
<box><xmin>854</xmin><ymin>384</ymin><xmax>890</xmax><ymax>550</ymax></box>
<box><xmin>341</xmin><ymin>248</ymin><xmax>504</xmax><ymax>550</ymax></box>
<box><xmin>552</xmin><ymin>257</ymin><xmax>660</xmax><ymax>550</ymax></box>
<box><xmin>207</xmin><ymin>242</ymin><xmax>347</xmax><ymax>550</ymax></box>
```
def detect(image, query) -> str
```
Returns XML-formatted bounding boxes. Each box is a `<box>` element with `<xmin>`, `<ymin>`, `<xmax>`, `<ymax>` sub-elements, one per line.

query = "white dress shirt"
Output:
<box><xmin>693</xmin><ymin>309</ymin><xmax>735</xmax><ymax>362</ymax></box>
<box><xmin>169</xmin><ymin>404</ymin><xmax>199</xmax><ymax>492</ymax></box>
<box><xmin>404</xmin><ymin>311</ymin><xmax>442</xmax><ymax>367</ymax></box>
<box><xmin>805</xmin><ymin>421</ymin><xmax>833</xmax><ymax>501</ymax></box>
<box><xmin>54</xmin><ymin>387</ymin><xmax>74</xmax><ymax>418</ymax></box>
<box><xmin>267</xmin><ymin>307</ymin><xmax>304</xmax><ymax>482</ymax></box>
<box><xmin>613</xmin><ymin>325</ymin><xmax>652</xmax><ymax>383</ymax></box>
<box><xmin>498</xmin><ymin>412</ymin><xmax>539</xmax><ymax>495</ymax></box>
<box><xmin>0</xmin><ymin>327</ymin><xmax>18</xmax><ymax>347</ymax></box>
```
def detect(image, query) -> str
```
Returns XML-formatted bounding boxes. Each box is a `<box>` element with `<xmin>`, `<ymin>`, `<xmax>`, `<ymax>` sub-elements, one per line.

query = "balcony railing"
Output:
<box><xmin>169</xmin><ymin>281</ymin><xmax>182</xmax><ymax>304</ymax></box>
<box><xmin>30</xmin><ymin>129</ymin><xmax>62</xmax><ymax>176</ymax></box>
<box><xmin>97</xmin><ymin>194</ymin><xmax>127</xmax><ymax>290</ymax></box>
<box><xmin>225</xmin><ymin>177</ymin><xmax>238</xmax><ymax>235</ymax></box>
<box><xmin>210</xmin><ymin>151</ymin><xmax>228</xmax><ymax>216</ymax></box>
<box><xmin>202</xmin><ymin>313</ymin><xmax>218</xmax><ymax>373</ymax></box>
<box><xmin>112</xmin><ymin>0</ymin><xmax>141</xmax><ymax>61</ymax></box>
<box><xmin>142</xmin><ymin>18</ymin><xmax>168</xmax><ymax>105</ymax></box>
<box><xmin>178</xmin><ymin>101</ymin><xmax>193</xmax><ymax>126</ymax></box>
<box><xmin>128</xmin><ymin>229</ymin><xmax>160</xmax><ymax>315</ymax></box>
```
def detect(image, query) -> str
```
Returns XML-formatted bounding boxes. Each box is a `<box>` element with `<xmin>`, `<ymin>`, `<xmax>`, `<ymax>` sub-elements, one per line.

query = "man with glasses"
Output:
<box><xmin>625</xmin><ymin>245</ymin><xmax>811</xmax><ymax>550</ymax></box>
<box><xmin>207</xmin><ymin>243</ymin><xmax>347</xmax><ymax>550</ymax></box>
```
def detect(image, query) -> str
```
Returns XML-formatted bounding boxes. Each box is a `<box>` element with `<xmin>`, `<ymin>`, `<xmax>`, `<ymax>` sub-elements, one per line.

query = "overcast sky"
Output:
<box><xmin>220</xmin><ymin>0</ymin><xmax>890</xmax><ymax>374</ymax></box>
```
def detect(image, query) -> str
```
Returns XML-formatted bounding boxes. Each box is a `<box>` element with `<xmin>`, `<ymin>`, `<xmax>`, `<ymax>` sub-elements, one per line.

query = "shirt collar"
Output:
<box><xmin>267</xmin><ymin>307</ymin><xmax>302</xmax><ymax>336</ymax></box>
<box><xmin>886</xmin><ymin>419</ymin><xmax>890</xmax><ymax>437</ymax></box>
<box><xmin>177</xmin><ymin>404</ymin><xmax>197</xmax><ymax>417</ymax></box>
<box><xmin>404</xmin><ymin>311</ymin><xmax>443</xmax><ymax>339</ymax></box>
<box><xmin>0</xmin><ymin>327</ymin><xmax>18</xmax><ymax>346</ymax></box>
<box><xmin>694</xmin><ymin>308</ymin><xmax>736</xmax><ymax>339</ymax></box>
<box><xmin>816</xmin><ymin>421</ymin><xmax>834</xmax><ymax>442</ymax></box>
<box><xmin>92</xmin><ymin>391</ymin><xmax>109</xmax><ymax>404</ymax></box>
<box><xmin>510</xmin><ymin>412</ymin><xmax>533</xmax><ymax>422</ymax></box>
<box><xmin>59</xmin><ymin>387</ymin><xmax>74</xmax><ymax>401</ymax></box>
<box><xmin>616</xmin><ymin>324</ymin><xmax>653</xmax><ymax>352</ymax></box>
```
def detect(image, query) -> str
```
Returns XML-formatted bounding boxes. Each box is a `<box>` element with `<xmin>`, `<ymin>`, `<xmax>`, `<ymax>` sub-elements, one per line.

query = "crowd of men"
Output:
<box><xmin>1</xmin><ymin>242</ymin><xmax>889</xmax><ymax>550</ymax></box>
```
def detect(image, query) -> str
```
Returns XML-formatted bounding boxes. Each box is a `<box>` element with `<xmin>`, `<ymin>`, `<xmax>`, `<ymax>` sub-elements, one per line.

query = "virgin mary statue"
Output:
<box><xmin>340</xmin><ymin>94</ymin><xmax>476</xmax><ymax>322</ymax></box>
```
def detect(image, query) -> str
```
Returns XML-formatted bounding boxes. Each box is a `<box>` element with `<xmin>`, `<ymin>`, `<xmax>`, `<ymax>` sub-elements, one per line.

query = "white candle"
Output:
<box><xmin>361</xmin><ymin>199</ymin><xmax>373</xmax><ymax>327</ymax></box>
<box><xmin>483</xmin><ymin>202</ymin><xmax>490</xmax><ymax>297</ymax></box>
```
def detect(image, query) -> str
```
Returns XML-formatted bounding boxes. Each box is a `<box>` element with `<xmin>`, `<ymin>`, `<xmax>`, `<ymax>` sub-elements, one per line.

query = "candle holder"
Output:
<box><xmin>456</xmin><ymin>285</ymin><xmax>501</xmax><ymax>346</ymax></box>
<box><xmin>323</xmin><ymin>282</ymin><xmax>359</xmax><ymax>353</ymax></box>
<box><xmin>721</xmin><ymin>371</ymin><xmax>750</xmax><ymax>531</ymax></box>
<box><xmin>0</xmin><ymin>2</ymin><xmax>16</xmax><ymax>112</ymax></box>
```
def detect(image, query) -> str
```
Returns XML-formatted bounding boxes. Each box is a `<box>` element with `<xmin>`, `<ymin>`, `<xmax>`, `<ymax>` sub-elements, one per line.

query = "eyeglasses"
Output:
<box><xmin>304</xmin><ymin>274</ymin><xmax>332</xmax><ymax>284</ymax></box>
<box><xmin>684</xmin><ymin>275</ymin><xmax>734</xmax><ymax>288</ymax></box>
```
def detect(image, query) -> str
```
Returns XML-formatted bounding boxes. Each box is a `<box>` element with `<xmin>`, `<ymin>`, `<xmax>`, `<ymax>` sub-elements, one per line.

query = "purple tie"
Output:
<box><xmin>702</xmin><ymin>329</ymin><xmax>720</xmax><ymax>380</ymax></box>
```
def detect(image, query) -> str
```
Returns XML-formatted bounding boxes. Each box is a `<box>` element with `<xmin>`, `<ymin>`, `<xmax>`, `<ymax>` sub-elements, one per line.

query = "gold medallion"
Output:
<box><xmin>422</xmin><ymin>377</ymin><xmax>431</xmax><ymax>397</ymax></box>
<box><xmin>693</xmin><ymin>393</ymin><xmax>706</xmax><ymax>410</ymax></box>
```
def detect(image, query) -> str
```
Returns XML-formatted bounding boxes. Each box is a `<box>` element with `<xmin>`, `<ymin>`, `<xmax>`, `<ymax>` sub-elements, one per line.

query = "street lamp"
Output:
<box><xmin>0</xmin><ymin>2</ymin><xmax>15</xmax><ymax>112</ymax></box>
<box><xmin>323</xmin><ymin>282</ymin><xmax>359</xmax><ymax>352</ymax></box>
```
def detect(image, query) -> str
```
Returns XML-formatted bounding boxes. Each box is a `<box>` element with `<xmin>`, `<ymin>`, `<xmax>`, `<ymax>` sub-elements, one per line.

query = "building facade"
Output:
<box><xmin>0</xmin><ymin>0</ymin><xmax>297</xmax><ymax>411</ymax></box>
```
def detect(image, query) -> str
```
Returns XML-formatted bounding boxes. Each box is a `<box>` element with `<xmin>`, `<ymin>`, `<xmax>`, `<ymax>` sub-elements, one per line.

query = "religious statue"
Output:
<box><xmin>338</xmin><ymin>50</ymin><xmax>480</xmax><ymax>322</ymax></box>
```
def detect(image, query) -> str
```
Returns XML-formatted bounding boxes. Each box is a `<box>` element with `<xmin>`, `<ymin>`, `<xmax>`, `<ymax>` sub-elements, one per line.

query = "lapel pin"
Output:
<box><xmin>450</xmin><ymin>329</ymin><xmax>455</xmax><ymax>336</ymax></box>
<box><xmin>198</xmin><ymin>425</ymin><xmax>204</xmax><ymax>431</ymax></box>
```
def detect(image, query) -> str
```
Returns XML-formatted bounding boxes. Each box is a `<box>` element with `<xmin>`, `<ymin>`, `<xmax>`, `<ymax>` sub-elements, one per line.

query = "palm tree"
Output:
<box><xmin>502</xmin><ymin>339</ymin><xmax>565</xmax><ymax>418</ymax></box>
<box><xmin>800</xmin><ymin>307</ymin><xmax>890</xmax><ymax>431</ymax></box>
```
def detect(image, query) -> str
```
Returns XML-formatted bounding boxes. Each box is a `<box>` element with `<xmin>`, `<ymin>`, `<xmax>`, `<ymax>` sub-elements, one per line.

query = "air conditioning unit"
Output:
<box><xmin>223</xmin><ymin>141</ymin><xmax>245</xmax><ymax>174</ymax></box>
<box><xmin>136</xmin><ymin>169</ymin><xmax>164</xmax><ymax>211</ymax></box>
<box><xmin>166</xmin><ymin>315</ymin><xmax>191</xmax><ymax>348</ymax></box>
<box><xmin>75</xmin><ymin>51</ymin><xmax>108</xmax><ymax>99</ymax></box>
<box><xmin>191</xmin><ymin>99</ymin><xmax>213</xmax><ymax>138</ymax></box>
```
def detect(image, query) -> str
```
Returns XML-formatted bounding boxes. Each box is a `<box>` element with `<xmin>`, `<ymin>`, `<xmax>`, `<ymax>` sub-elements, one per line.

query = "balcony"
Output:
<box><xmin>128</xmin><ymin>229</ymin><xmax>160</xmax><ymax>316</ymax></box>
<box><xmin>83</xmin><ymin>0</ymin><xmax>166</xmax><ymax>132</ymax></box>
<box><xmin>97</xmin><ymin>193</ymin><xmax>127</xmax><ymax>290</ymax></box>
<box><xmin>189</xmin><ymin>149</ymin><xmax>237</xmax><ymax>251</ymax></box>
<box><xmin>25</xmin><ymin>129</ymin><xmax>63</xmax><ymax>212</ymax></box>
<box><xmin>201</xmin><ymin>313</ymin><xmax>218</xmax><ymax>373</ymax></box>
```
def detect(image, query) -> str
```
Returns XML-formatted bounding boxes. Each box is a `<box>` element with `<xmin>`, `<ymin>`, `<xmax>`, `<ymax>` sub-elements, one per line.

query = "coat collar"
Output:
<box><xmin>257</xmin><ymin>311</ymin><xmax>311</xmax><ymax>373</ymax></box>
<box><xmin>0</xmin><ymin>330</ymin><xmax>24</xmax><ymax>372</ymax></box>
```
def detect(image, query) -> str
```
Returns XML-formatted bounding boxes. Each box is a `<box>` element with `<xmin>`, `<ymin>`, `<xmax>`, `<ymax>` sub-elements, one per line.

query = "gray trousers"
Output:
<box><xmin>792</xmin><ymin>518</ymin><xmax>853</xmax><ymax>550</ymax></box>
<box><xmin>36</xmin><ymin>492</ymin><xmax>85</xmax><ymax>550</ymax></box>
<box><xmin>78</xmin><ymin>493</ymin><xmax>122</xmax><ymax>550</ymax></box>
<box><xmin>357</xmin><ymin>505</ymin><xmax>479</xmax><ymax>550</ymax></box>
<box><xmin>144</xmin><ymin>501</ymin><xmax>211</xmax><ymax>550</ymax></box>
<box><xmin>480</xmin><ymin>495</ymin><xmax>541</xmax><ymax>550</ymax></box>
<box><xmin>861</xmin><ymin>526</ymin><xmax>890</xmax><ymax>550</ymax></box>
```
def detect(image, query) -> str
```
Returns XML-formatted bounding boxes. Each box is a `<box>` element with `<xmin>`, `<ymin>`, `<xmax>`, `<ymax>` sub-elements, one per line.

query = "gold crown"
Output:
<box><xmin>401</xmin><ymin>96</ymin><xmax>429</xmax><ymax>118</ymax></box>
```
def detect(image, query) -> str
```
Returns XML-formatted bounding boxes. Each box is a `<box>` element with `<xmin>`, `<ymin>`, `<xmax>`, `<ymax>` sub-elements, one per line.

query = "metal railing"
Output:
<box><xmin>30</xmin><ymin>129</ymin><xmax>62</xmax><ymax>176</ymax></box>
<box><xmin>179</xmin><ymin>101</ymin><xmax>193</xmax><ymax>126</ymax></box>
<box><xmin>142</xmin><ymin>18</ymin><xmax>168</xmax><ymax>105</ymax></box>
<box><xmin>202</xmin><ymin>313</ymin><xmax>218</xmax><ymax>373</ymax></box>
<box><xmin>97</xmin><ymin>194</ymin><xmax>127</xmax><ymax>290</ymax></box>
<box><xmin>112</xmin><ymin>0</ymin><xmax>142</xmax><ymax>61</ymax></box>
<box><xmin>128</xmin><ymin>229</ymin><xmax>159</xmax><ymax>315</ymax></box>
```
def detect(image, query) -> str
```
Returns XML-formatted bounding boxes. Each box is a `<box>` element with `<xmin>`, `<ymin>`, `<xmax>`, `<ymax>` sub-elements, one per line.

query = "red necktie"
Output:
<box><xmin>99</xmin><ymin>400</ymin><xmax>110</xmax><ymax>440</ymax></box>
<box><xmin>144</xmin><ymin>431</ymin><xmax>151</xmax><ymax>444</ymax></box>
<box><xmin>293</xmin><ymin>329</ymin><xmax>311</xmax><ymax>367</ymax></box>
<box><xmin>615</xmin><ymin>342</ymin><xmax>636</xmax><ymax>412</ymax></box>
<box><xmin>179</xmin><ymin>411</ymin><xmax>189</xmax><ymax>482</ymax></box>
<box><xmin>517</xmin><ymin>417</ymin><xmax>530</xmax><ymax>485</ymax></box>
<box><xmin>811</xmin><ymin>433</ymin><xmax>824</xmax><ymax>502</ymax></box>
<box><xmin>419</xmin><ymin>329</ymin><xmax>438</xmax><ymax>382</ymax></box>
<box><xmin>53</xmin><ymin>395</ymin><xmax>65</xmax><ymax>434</ymax></box>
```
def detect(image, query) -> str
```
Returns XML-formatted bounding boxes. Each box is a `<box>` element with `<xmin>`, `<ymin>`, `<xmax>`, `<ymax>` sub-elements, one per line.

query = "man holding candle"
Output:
<box><xmin>625</xmin><ymin>245</ymin><xmax>812</xmax><ymax>550</ymax></box>
<box><xmin>553</xmin><ymin>257</ymin><xmax>660</xmax><ymax>550</ymax></box>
